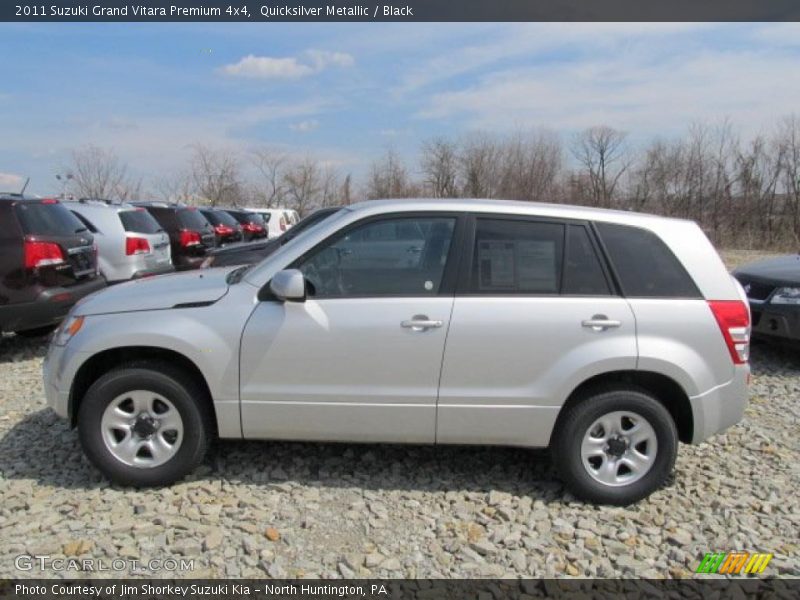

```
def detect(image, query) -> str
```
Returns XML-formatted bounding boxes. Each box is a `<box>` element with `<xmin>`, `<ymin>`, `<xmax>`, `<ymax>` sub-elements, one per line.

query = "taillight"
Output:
<box><xmin>125</xmin><ymin>237</ymin><xmax>151</xmax><ymax>255</ymax></box>
<box><xmin>23</xmin><ymin>239</ymin><xmax>65</xmax><ymax>268</ymax></box>
<box><xmin>180</xmin><ymin>229</ymin><xmax>202</xmax><ymax>247</ymax></box>
<box><xmin>242</xmin><ymin>222</ymin><xmax>263</xmax><ymax>233</ymax></box>
<box><xmin>708</xmin><ymin>300</ymin><xmax>750</xmax><ymax>364</ymax></box>
<box><xmin>279</xmin><ymin>217</ymin><xmax>286</xmax><ymax>232</ymax></box>
<box><xmin>214</xmin><ymin>224</ymin><xmax>234</xmax><ymax>235</ymax></box>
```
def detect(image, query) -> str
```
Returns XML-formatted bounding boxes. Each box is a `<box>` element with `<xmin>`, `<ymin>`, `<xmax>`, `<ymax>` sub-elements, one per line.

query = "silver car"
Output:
<box><xmin>43</xmin><ymin>199</ymin><xmax>750</xmax><ymax>504</ymax></box>
<box><xmin>65</xmin><ymin>200</ymin><xmax>174</xmax><ymax>283</ymax></box>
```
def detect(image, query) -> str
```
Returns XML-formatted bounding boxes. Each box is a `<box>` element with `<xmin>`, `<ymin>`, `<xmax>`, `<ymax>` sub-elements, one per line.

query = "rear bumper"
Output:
<box><xmin>750</xmin><ymin>302</ymin><xmax>800</xmax><ymax>342</ymax></box>
<box><xmin>689</xmin><ymin>365</ymin><xmax>749</xmax><ymax>444</ymax></box>
<box><xmin>0</xmin><ymin>277</ymin><xmax>106</xmax><ymax>333</ymax></box>
<box><xmin>131</xmin><ymin>264</ymin><xmax>175</xmax><ymax>279</ymax></box>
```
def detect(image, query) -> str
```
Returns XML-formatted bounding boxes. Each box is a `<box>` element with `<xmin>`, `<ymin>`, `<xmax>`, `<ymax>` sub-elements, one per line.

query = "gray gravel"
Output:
<box><xmin>0</xmin><ymin>332</ymin><xmax>798</xmax><ymax>580</ymax></box>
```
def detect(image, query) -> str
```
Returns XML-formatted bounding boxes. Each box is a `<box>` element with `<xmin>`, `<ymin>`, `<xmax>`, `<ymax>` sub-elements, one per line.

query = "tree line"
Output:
<box><xmin>62</xmin><ymin>116</ymin><xmax>800</xmax><ymax>250</ymax></box>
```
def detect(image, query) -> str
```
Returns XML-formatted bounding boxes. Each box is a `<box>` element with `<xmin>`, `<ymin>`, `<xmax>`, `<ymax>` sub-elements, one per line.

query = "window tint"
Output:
<box><xmin>298</xmin><ymin>217</ymin><xmax>456</xmax><ymax>298</ymax></box>
<box><xmin>470</xmin><ymin>219</ymin><xmax>563</xmax><ymax>294</ymax></box>
<box><xmin>119</xmin><ymin>209</ymin><xmax>162</xmax><ymax>234</ymax></box>
<box><xmin>177</xmin><ymin>208</ymin><xmax>211</xmax><ymax>230</ymax></box>
<box><xmin>563</xmin><ymin>225</ymin><xmax>611</xmax><ymax>295</ymax></box>
<box><xmin>595</xmin><ymin>222</ymin><xmax>701</xmax><ymax>298</ymax></box>
<box><xmin>15</xmin><ymin>202</ymin><xmax>86</xmax><ymax>236</ymax></box>
<box><xmin>200</xmin><ymin>209</ymin><xmax>239</xmax><ymax>228</ymax></box>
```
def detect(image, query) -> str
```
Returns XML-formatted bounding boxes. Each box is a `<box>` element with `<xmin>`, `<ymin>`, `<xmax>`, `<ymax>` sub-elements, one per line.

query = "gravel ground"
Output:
<box><xmin>0</xmin><ymin>252</ymin><xmax>798</xmax><ymax>580</ymax></box>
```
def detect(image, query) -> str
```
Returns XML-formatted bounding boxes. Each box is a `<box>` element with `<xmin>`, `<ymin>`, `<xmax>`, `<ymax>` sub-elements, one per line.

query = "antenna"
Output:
<box><xmin>20</xmin><ymin>177</ymin><xmax>30</xmax><ymax>195</ymax></box>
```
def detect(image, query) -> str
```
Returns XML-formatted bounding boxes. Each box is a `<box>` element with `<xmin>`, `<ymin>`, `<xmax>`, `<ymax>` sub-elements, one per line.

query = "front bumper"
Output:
<box><xmin>688</xmin><ymin>364</ymin><xmax>749</xmax><ymax>444</ymax></box>
<box><xmin>43</xmin><ymin>340</ymin><xmax>78</xmax><ymax>421</ymax></box>
<box><xmin>0</xmin><ymin>276</ymin><xmax>106</xmax><ymax>333</ymax></box>
<box><xmin>749</xmin><ymin>302</ymin><xmax>800</xmax><ymax>343</ymax></box>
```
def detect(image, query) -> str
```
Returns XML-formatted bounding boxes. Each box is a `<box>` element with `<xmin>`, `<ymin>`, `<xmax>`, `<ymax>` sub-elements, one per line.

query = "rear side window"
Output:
<box><xmin>595</xmin><ymin>222</ymin><xmax>701</xmax><ymax>298</ymax></box>
<box><xmin>14</xmin><ymin>202</ymin><xmax>86</xmax><ymax>236</ymax></box>
<box><xmin>177</xmin><ymin>208</ymin><xmax>210</xmax><ymax>230</ymax></box>
<box><xmin>119</xmin><ymin>209</ymin><xmax>162</xmax><ymax>234</ymax></box>
<box><xmin>470</xmin><ymin>218</ymin><xmax>564</xmax><ymax>294</ymax></box>
<box><xmin>563</xmin><ymin>225</ymin><xmax>611</xmax><ymax>295</ymax></box>
<box><xmin>71</xmin><ymin>211</ymin><xmax>99</xmax><ymax>233</ymax></box>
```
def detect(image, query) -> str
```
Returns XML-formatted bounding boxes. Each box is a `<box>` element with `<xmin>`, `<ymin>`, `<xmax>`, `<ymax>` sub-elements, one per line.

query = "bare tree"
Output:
<box><xmin>152</xmin><ymin>170</ymin><xmax>194</xmax><ymax>203</ymax></box>
<box><xmin>778</xmin><ymin>115</ymin><xmax>800</xmax><ymax>243</ymax></box>
<box><xmin>249</xmin><ymin>148</ymin><xmax>287</xmax><ymax>208</ymax></box>
<box><xmin>67</xmin><ymin>144</ymin><xmax>142</xmax><ymax>200</ymax></box>
<box><xmin>188</xmin><ymin>144</ymin><xmax>243</xmax><ymax>206</ymax></box>
<box><xmin>420</xmin><ymin>137</ymin><xmax>459</xmax><ymax>198</ymax></box>
<box><xmin>283</xmin><ymin>157</ymin><xmax>322</xmax><ymax>216</ymax></box>
<box><xmin>498</xmin><ymin>130</ymin><xmax>562</xmax><ymax>202</ymax></box>
<box><xmin>365</xmin><ymin>148</ymin><xmax>416</xmax><ymax>199</ymax></box>
<box><xmin>459</xmin><ymin>133</ymin><xmax>501</xmax><ymax>198</ymax></box>
<box><xmin>570</xmin><ymin>126</ymin><xmax>629</xmax><ymax>207</ymax></box>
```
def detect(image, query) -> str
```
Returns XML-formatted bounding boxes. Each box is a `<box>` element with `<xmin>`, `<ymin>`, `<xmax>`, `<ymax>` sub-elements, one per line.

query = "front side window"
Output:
<box><xmin>470</xmin><ymin>218</ymin><xmax>564</xmax><ymax>294</ymax></box>
<box><xmin>298</xmin><ymin>216</ymin><xmax>456</xmax><ymax>298</ymax></box>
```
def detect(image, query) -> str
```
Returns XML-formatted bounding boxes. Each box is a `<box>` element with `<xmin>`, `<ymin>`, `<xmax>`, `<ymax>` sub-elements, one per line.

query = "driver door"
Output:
<box><xmin>239</xmin><ymin>213</ymin><xmax>461</xmax><ymax>443</ymax></box>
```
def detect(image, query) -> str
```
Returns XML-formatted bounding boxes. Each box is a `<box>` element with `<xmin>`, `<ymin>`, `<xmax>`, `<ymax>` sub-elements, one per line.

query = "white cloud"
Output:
<box><xmin>289</xmin><ymin>119</ymin><xmax>319</xmax><ymax>132</ymax></box>
<box><xmin>418</xmin><ymin>46</ymin><xmax>800</xmax><ymax>138</ymax></box>
<box><xmin>222</xmin><ymin>49</ymin><xmax>354</xmax><ymax>80</ymax></box>
<box><xmin>0</xmin><ymin>172</ymin><xmax>23</xmax><ymax>190</ymax></box>
<box><xmin>222</xmin><ymin>55</ymin><xmax>314</xmax><ymax>79</ymax></box>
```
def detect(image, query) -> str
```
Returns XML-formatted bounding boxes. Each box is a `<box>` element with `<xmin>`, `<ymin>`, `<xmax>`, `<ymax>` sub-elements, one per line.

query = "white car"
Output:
<box><xmin>43</xmin><ymin>198</ymin><xmax>750</xmax><ymax>504</ymax></box>
<box><xmin>244</xmin><ymin>208</ymin><xmax>299</xmax><ymax>238</ymax></box>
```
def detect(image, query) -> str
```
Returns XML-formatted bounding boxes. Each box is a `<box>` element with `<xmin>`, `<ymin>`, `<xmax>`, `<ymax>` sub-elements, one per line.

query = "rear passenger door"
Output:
<box><xmin>437</xmin><ymin>215</ymin><xmax>637</xmax><ymax>447</ymax></box>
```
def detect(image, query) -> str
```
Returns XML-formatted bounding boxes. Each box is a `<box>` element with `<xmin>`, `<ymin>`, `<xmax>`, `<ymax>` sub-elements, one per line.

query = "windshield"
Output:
<box><xmin>15</xmin><ymin>201</ymin><xmax>87</xmax><ymax>236</ymax></box>
<box><xmin>119</xmin><ymin>208</ymin><xmax>163</xmax><ymax>234</ymax></box>
<box><xmin>201</xmin><ymin>209</ymin><xmax>240</xmax><ymax>228</ymax></box>
<box><xmin>178</xmin><ymin>207</ymin><xmax>211</xmax><ymax>230</ymax></box>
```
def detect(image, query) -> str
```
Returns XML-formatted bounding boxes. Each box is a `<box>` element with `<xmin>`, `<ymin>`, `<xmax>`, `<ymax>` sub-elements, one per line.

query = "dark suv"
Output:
<box><xmin>131</xmin><ymin>202</ymin><xmax>216</xmax><ymax>270</ymax></box>
<box><xmin>199</xmin><ymin>207</ymin><xmax>244</xmax><ymax>246</ymax></box>
<box><xmin>223</xmin><ymin>208</ymin><xmax>268</xmax><ymax>241</ymax></box>
<box><xmin>0</xmin><ymin>194</ymin><xmax>105</xmax><ymax>336</ymax></box>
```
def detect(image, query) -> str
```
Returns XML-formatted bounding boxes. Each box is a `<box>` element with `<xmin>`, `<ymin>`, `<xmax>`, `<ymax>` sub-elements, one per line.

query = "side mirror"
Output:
<box><xmin>269</xmin><ymin>269</ymin><xmax>306</xmax><ymax>302</ymax></box>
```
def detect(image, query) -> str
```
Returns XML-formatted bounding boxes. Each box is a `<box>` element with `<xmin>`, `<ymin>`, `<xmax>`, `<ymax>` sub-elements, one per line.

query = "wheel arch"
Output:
<box><xmin>69</xmin><ymin>346</ymin><xmax>216</xmax><ymax>432</ymax></box>
<box><xmin>552</xmin><ymin>370</ymin><xmax>694</xmax><ymax>444</ymax></box>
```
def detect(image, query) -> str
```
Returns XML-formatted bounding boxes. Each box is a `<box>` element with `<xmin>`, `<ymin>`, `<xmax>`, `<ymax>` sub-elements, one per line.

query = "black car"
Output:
<box><xmin>202</xmin><ymin>207</ymin><xmax>340</xmax><ymax>269</ymax></box>
<box><xmin>131</xmin><ymin>202</ymin><xmax>216</xmax><ymax>270</ymax></box>
<box><xmin>199</xmin><ymin>207</ymin><xmax>244</xmax><ymax>246</ymax></box>
<box><xmin>222</xmin><ymin>209</ymin><xmax>267</xmax><ymax>241</ymax></box>
<box><xmin>0</xmin><ymin>194</ymin><xmax>105</xmax><ymax>336</ymax></box>
<box><xmin>733</xmin><ymin>254</ymin><xmax>800</xmax><ymax>344</ymax></box>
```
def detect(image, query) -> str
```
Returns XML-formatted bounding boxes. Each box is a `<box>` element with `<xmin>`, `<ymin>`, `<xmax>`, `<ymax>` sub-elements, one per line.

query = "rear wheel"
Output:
<box><xmin>551</xmin><ymin>386</ymin><xmax>677</xmax><ymax>505</ymax></box>
<box><xmin>78</xmin><ymin>363</ymin><xmax>212</xmax><ymax>487</ymax></box>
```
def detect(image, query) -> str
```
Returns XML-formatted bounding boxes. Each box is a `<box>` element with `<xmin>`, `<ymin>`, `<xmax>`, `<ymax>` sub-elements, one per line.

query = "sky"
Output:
<box><xmin>1</xmin><ymin>22</ymin><xmax>800</xmax><ymax>196</ymax></box>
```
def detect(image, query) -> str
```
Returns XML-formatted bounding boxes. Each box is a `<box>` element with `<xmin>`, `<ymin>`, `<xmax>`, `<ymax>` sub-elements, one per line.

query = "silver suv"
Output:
<box><xmin>65</xmin><ymin>200</ymin><xmax>174</xmax><ymax>283</ymax></box>
<box><xmin>43</xmin><ymin>199</ymin><xmax>750</xmax><ymax>504</ymax></box>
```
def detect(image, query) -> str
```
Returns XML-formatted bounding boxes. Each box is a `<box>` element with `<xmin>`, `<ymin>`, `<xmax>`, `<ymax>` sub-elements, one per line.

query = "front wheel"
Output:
<box><xmin>551</xmin><ymin>386</ymin><xmax>678</xmax><ymax>505</ymax></box>
<box><xmin>78</xmin><ymin>363</ymin><xmax>212</xmax><ymax>487</ymax></box>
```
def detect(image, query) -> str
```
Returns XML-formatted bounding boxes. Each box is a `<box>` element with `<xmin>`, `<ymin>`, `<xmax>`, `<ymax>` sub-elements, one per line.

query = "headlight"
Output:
<box><xmin>53</xmin><ymin>315</ymin><xmax>85</xmax><ymax>346</ymax></box>
<box><xmin>771</xmin><ymin>287</ymin><xmax>800</xmax><ymax>305</ymax></box>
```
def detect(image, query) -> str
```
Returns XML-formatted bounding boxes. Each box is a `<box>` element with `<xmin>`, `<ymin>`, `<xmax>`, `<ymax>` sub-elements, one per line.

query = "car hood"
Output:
<box><xmin>734</xmin><ymin>254</ymin><xmax>800</xmax><ymax>286</ymax></box>
<box><xmin>75</xmin><ymin>269</ymin><xmax>234</xmax><ymax>316</ymax></box>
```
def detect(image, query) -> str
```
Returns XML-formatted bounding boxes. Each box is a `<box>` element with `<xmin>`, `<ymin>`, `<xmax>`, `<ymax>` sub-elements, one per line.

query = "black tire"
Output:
<box><xmin>15</xmin><ymin>324</ymin><xmax>57</xmax><ymax>338</ymax></box>
<box><xmin>78</xmin><ymin>361</ymin><xmax>213</xmax><ymax>487</ymax></box>
<box><xmin>551</xmin><ymin>386</ymin><xmax>678</xmax><ymax>505</ymax></box>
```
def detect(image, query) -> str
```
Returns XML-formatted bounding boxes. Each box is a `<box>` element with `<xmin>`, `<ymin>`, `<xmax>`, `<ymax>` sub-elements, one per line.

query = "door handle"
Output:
<box><xmin>582</xmin><ymin>315</ymin><xmax>622</xmax><ymax>331</ymax></box>
<box><xmin>401</xmin><ymin>315</ymin><xmax>443</xmax><ymax>331</ymax></box>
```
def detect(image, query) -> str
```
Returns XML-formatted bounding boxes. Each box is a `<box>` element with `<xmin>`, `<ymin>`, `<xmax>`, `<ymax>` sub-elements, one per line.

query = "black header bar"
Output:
<box><xmin>4</xmin><ymin>1</ymin><xmax>800</xmax><ymax>23</ymax></box>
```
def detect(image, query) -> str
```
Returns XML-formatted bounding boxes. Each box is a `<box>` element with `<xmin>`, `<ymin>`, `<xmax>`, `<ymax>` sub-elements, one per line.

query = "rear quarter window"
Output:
<box><xmin>119</xmin><ymin>209</ymin><xmax>162</xmax><ymax>234</ymax></box>
<box><xmin>595</xmin><ymin>222</ymin><xmax>701</xmax><ymax>298</ymax></box>
<box><xmin>14</xmin><ymin>202</ymin><xmax>87</xmax><ymax>236</ymax></box>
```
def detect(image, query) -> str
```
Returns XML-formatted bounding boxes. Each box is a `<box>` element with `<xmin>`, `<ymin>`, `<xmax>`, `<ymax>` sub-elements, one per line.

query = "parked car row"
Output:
<box><xmin>0</xmin><ymin>193</ymin><xmax>298</xmax><ymax>336</ymax></box>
